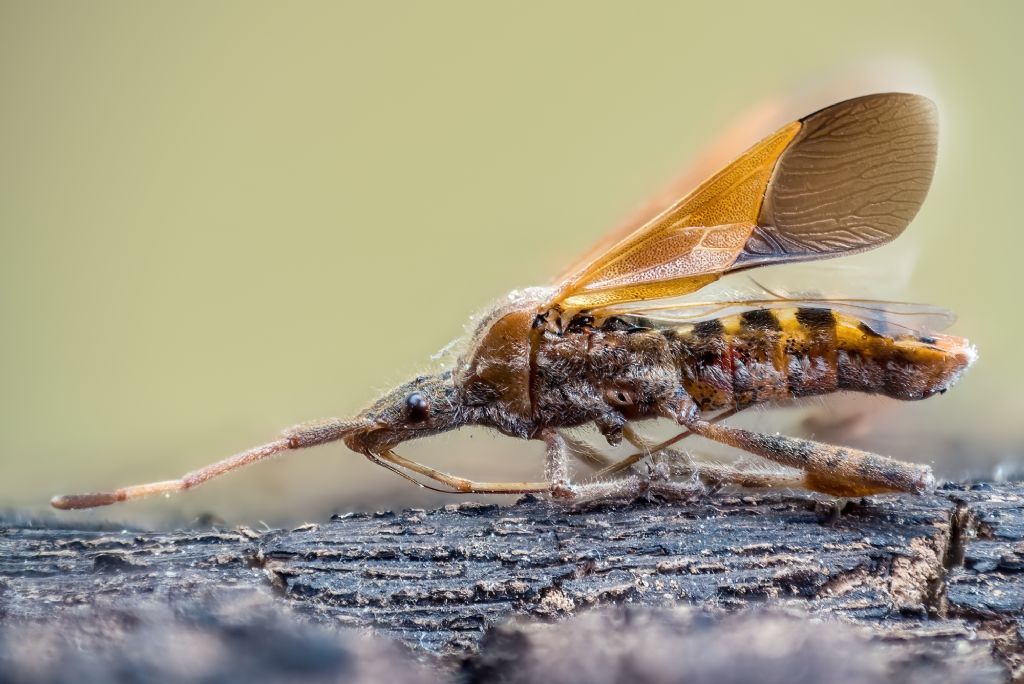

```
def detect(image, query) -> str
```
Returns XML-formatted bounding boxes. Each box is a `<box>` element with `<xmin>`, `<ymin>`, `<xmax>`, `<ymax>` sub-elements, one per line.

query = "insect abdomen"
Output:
<box><xmin>674</xmin><ymin>308</ymin><xmax>975</xmax><ymax>411</ymax></box>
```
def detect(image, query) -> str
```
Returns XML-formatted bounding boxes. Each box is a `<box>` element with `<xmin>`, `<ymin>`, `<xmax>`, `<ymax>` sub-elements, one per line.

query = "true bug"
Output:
<box><xmin>52</xmin><ymin>93</ymin><xmax>975</xmax><ymax>510</ymax></box>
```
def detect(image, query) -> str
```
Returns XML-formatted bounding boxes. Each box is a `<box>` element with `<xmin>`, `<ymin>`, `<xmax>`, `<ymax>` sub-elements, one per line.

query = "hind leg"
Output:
<box><xmin>569</xmin><ymin>475</ymin><xmax>706</xmax><ymax>502</ymax></box>
<box><xmin>661</xmin><ymin>451</ymin><xmax>805</xmax><ymax>491</ymax></box>
<box><xmin>673</xmin><ymin>415</ymin><xmax>934</xmax><ymax>496</ymax></box>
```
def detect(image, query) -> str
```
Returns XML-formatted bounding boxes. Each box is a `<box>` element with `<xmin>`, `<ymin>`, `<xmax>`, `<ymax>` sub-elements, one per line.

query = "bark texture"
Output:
<box><xmin>1</xmin><ymin>483</ymin><xmax>1021</xmax><ymax>683</ymax></box>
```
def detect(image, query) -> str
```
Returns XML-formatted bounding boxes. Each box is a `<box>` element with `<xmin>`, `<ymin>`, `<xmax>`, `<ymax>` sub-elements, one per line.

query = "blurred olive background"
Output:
<box><xmin>2</xmin><ymin>1</ymin><xmax>1022</xmax><ymax>526</ymax></box>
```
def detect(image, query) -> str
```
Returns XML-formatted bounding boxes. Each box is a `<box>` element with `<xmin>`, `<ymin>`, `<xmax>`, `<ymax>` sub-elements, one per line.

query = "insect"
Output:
<box><xmin>52</xmin><ymin>93</ymin><xmax>976</xmax><ymax>510</ymax></box>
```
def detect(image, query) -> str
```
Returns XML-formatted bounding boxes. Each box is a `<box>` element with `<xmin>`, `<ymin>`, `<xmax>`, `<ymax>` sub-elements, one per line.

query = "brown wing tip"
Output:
<box><xmin>801</xmin><ymin>92</ymin><xmax>936</xmax><ymax>122</ymax></box>
<box><xmin>743</xmin><ymin>91</ymin><xmax>940</xmax><ymax>270</ymax></box>
<box><xmin>51</xmin><ymin>492</ymin><xmax>123</xmax><ymax>510</ymax></box>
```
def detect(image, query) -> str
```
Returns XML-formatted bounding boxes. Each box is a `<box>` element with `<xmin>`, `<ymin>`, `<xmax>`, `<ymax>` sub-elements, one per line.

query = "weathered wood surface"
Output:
<box><xmin>1</xmin><ymin>483</ymin><xmax>1022</xmax><ymax>683</ymax></box>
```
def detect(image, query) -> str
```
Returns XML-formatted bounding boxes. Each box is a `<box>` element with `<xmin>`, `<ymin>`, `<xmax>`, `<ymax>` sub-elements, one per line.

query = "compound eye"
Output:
<box><xmin>405</xmin><ymin>392</ymin><xmax>430</xmax><ymax>423</ymax></box>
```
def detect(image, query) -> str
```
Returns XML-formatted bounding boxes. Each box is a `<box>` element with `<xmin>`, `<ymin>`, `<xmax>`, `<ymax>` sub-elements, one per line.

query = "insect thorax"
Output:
<box><xmin>532</xmin><ymin>314</ymin><xmax>682</xmax><ymax>439</ymax></box>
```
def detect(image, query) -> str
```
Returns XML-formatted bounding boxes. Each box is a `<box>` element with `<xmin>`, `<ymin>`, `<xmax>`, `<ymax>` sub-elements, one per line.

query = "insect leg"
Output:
<box><xmin>560</xmin><ymin>431</ymin><xmax>617</xmax><ymax>470</ymax></box>
<box><xmin>374</xmin><ymin>449</ymin><xmax>549</xmax><ymax>494</ymax></box>
<box><xmin>50</xmin><ymin>418</ymin><xmax>361</xmax><ymax>509</ymax></box>
<box><xmin>678</xmin><ymin>418</ymin><xmax>935</xmax><ymax>496</ymax></box>
<box><xmin>621</xmin><ymin>424</ymin><xmax>667</xmax><ymax>451</ymax></box>
<box><xmin>376</xmin><ymin>432</ymin><xmax>615</xmax><ymax>499</ymax></box>
<box><xmin>593</xmin><ymin>408</ymin><xmax>740</xmax><ymax>480</ymax></box>
<box><xmin>536</xmin><ymin>430</ymin><xmax>704</xmax><ymax>499</ymax></box>
<box><xmin>544</xmin><ymin>430</ymin><xmax>575</xmax><ymax>497</ymax></box>
<box><xmin>665</xmin><ymin>455</ymin><xmax>804</xmax><ymax>490</ymax></box>
<box><xmin>567</xmin><ymin>472</ymin><xmax>706</xmax><ymax>502</ymax></box>
<box><xmin>590</xmin><ymin>426</ymin><xmax>694</xmax><ymax>480</ymax></box>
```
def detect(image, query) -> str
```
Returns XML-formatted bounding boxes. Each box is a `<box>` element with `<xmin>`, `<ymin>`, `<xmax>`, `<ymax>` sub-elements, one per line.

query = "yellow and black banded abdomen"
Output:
<box><xmin>672</xmin><ymin>307</ymin><xmax>974</xmax><ymax>412</ymax></box>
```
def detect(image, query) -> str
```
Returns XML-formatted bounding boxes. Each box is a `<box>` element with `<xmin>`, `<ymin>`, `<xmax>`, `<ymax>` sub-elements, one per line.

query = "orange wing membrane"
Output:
<box><xmin>549</xmin><ymin>93</ymin><xmax>938</xmax><ymax>311</ymax></box>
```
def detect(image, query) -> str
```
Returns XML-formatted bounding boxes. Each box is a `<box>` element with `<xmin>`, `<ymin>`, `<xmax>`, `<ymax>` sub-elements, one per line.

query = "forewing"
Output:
<box><xmin>552</xmin><ymin>122</ymin><xmax>801</xmax><ymax>309</ymax></box>
<box><xmin>555</xmin><ymin>62</ymin><xmax>938</xmax><ymax>284</ymax></box>
<box><xmin>552</xmin><ymin>94</ymin><xmax>797</xmax><ymax>284</ymax></box>
<box><xmin>549</xmin><ymin>93</ymin><xmax>938</xmax><ymax>311</ymax></box>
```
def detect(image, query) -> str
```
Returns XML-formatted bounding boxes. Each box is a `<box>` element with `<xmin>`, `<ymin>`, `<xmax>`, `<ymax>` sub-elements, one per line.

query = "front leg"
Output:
<box><xmin>542</xmin><ymin>429</ymin><xmax>575</xmax><ymax>498</ymax></box>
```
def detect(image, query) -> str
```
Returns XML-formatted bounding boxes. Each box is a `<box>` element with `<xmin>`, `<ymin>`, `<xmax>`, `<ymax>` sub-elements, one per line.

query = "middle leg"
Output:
<box><xmin>593</xmin><ymin>408</ymin><xmax>740</xmax><ymax>480</ymax></box>
<box><xmin>663</xmin><ymin>453</ymin><xmax>805</xmax><ymax>491</ymax></box>
<box><xmin>561</xmin><ymin>431</ymin><xmax>617</xmax><ymax>471</ymax></box>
